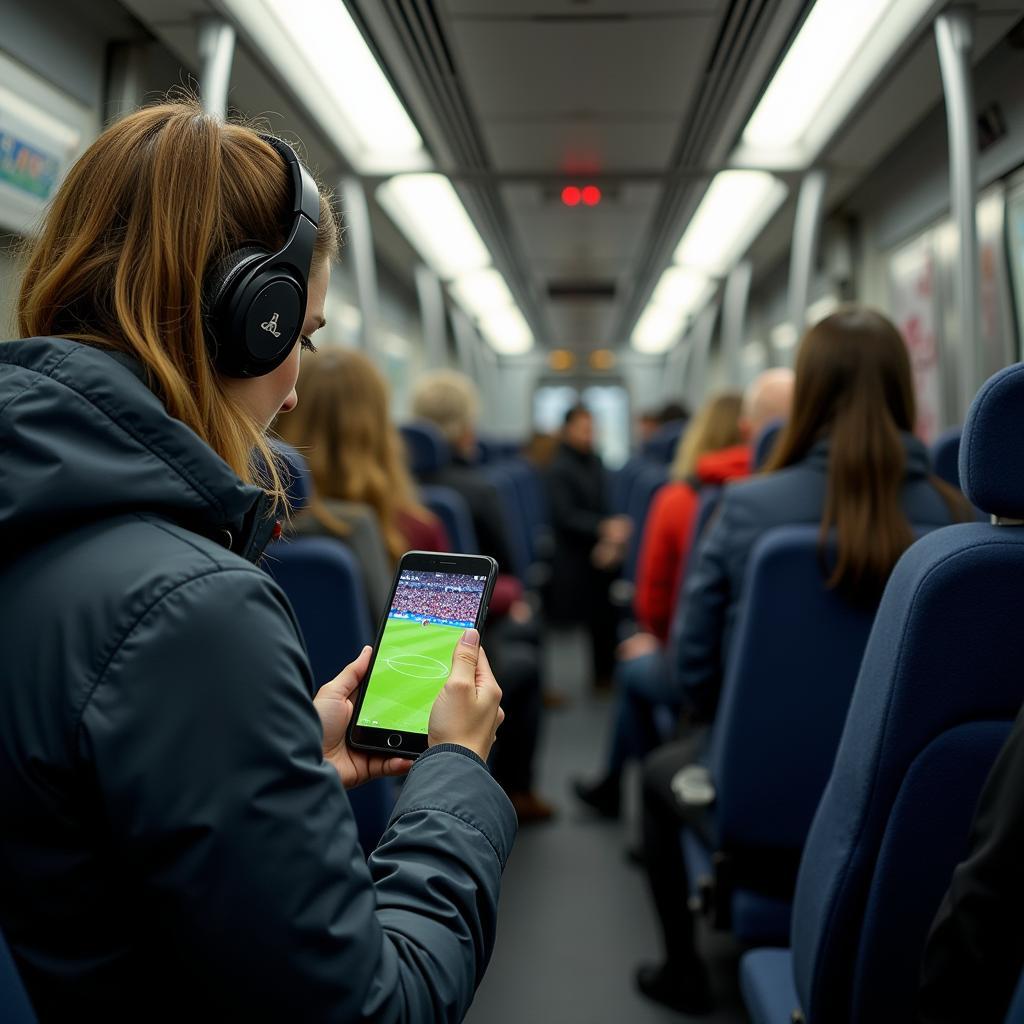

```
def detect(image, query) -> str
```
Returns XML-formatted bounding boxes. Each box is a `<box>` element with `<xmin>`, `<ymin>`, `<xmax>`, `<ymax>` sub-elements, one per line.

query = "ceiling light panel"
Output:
<box><xmin>376</xmin><ymin>174</ymin><xmax>491</xmax><ymax>280</ymax></box>
<box><xmin>449</xmin><ymin>268</ymin><xmax>515</xmax><ymax>321</ymax></box>
<box><xmin>737</xmin><ymin>0</ymin><xmax>936</xmax><ymax>166</ymax></box>
<box><xmin>220</xmin><ymin>0</ymin><xmax>428</xmax><ymax>173</ymax></box>
<box><xmin>651</xmin><ymin>266</ymin><xmax>714</xmax><ymax>316</ymax></box>
<box><xmin>631</xmin><ymin>304</ymin><xmax>686</xmax><ymax>355</ymax></box>
<box><xmin>673</xmin><ymin>171</ymin><xmax>787</xmax><ymax>277</ymax></box>
<box><xmin>479</xmin><ymin>305</ymin><xmax>534</xmax><ymax>355</ymax></box>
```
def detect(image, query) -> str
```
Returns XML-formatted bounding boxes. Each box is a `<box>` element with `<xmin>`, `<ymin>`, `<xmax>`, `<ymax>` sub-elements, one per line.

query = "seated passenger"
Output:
<box><xmin>573</xmin><ymin>378</ymin><xmax>793</xmax><ymax>818</ymax></box>
<box><xmin>282</xmin><ymin>349</ymin><xmax>554</xmax><ymax>823</ymax></box>
<box><xmin>0</xmin><ymin>101</ymin><xmax>515</xmax><ymax>1019</ymax></box>
<box><xmin>635</xmin><ymin>307</ymin><xmax>969</xmax><ymax>1015</ymax></box>
<box><xmin>919</xmin><ymin>702</ymin><xmax>1024</xmax><ymax>1024</ymax></box>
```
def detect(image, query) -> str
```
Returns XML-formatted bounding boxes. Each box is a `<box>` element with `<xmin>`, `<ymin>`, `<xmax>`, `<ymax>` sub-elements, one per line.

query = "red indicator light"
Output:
<box><xmin>561</xmin><ymin>185</ymin><xmax>582</xmax><ymax>207</ymax></box>
<box><xmin>581</xmin><ymin>185</ymin><xmax>602</xmax><ymax>206</ymax></box>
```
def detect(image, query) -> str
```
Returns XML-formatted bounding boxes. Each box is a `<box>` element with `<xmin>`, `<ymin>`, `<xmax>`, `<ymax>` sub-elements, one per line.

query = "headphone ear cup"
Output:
<box><xmin>203</xmin><ymin>246</ymin><xmax>269</xmax><ymax>371</ymax></box>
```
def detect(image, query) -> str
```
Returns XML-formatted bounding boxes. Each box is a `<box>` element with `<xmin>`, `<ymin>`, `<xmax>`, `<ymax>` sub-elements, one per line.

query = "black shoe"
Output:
<box><xmin>635</xmin><ymin>961</ymin><xmax>713</xmax><ymax>1015</ymax></box>
<box><xmin>572</xmin><ymin>776</ymin><xmax>621</xmax><ymax>819</ymax></box>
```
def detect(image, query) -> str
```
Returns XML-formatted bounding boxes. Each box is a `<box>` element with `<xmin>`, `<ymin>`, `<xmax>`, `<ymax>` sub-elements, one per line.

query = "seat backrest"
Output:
<box><xmin>401</xmin><ymin>421</ymin><xmax>451</xmax><ymax>479</ymax></box>
<box><xmin>420</xmin><ymin>484</ymin><xmax>479</xmax><ymax>554</ymax></box>
<box><xmin>708</xmin><ymin>527</ymin><xmax>877</xmax><ymax>856</ymax></box>
<box><xmin>0</xmin><ymin>927</ymin><xmax>36</xmax><ymax>1023</ymax></box>
<box><xmin>930</xmin><ymin>425</ymin><xmax>962</xmax><ymax>490</ymax></box>
<box><xmin>752</xmin><ymin>418</ymin><xmax>784</xmax><ymax>471</ymax></box>
<box><xmin>791</xmin><ymin>363</ymin><xmax>1024</xmax><ymax>1024</ymax></box>
<box><xmin>622</xmin><ymin>463</ymin><xmax>668</xmax><ymax>581</ymax></box>
<box><xmin>265</xmin><ymin>536</ymin><xmax>394</xmax><ymax>855</ymax></box>
<box><xmin>479</xmin><ymin>465</ymin><xmax>532</xmax><ymax>579</ymax></box>
<box><xmin>642</xmin><ymin>418</ymin><xmax>687</xmax><ymax>464</ymax></box>
<box><xmin>691</xmin><ymin>485</ymin><xmax>723</xmax><ymax>549</ymax></box>
<box><xmin>610</xmin><ymin>455</ymin><xmax>647</xmax><ymax>514</ymax></box>
<box><xmin>269</xmin><ymin>438</ymin><xmax>313</xmax><ymax>510</ymax></box>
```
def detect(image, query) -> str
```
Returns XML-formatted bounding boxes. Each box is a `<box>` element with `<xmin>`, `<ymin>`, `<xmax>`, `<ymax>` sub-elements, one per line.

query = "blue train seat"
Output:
<box><xmin>741</xmin><ymin>362</ymin><xmax>1024</xmax><ymax>1024</ymax></box>
<box><xmin>480</xmin><ymin>464</ymin><xmax>532</xmax><ymax>580</ymax></box>
<box><xmin>610</xmin><ymin>455</ymin><xmax>649</xmax><ymax>514</ymax></box>
<box><xmin>270</xmin><ymin>437</ymin><xmax>313</xmax><ymax>509</ymax></box>
<box><xmin>931</xmin><ymin>425</ymin><xmax>962</xmax><ymax>490</ymax></box>
<box><xmin>695</xmin><ymin>527</ymin><xmax>878</xmax><ymax>945</ymax></box>
<box><xmin>752</xmin><ymin>418</ymin><xmax>784</xmax><ymax>471</ymax></box>
<box><xmin>420</xmin><ymin>484</ymin><xmax>479</xmax><ymax>554</ymax></box>
<box><xmin>641</xmin><ymin>418</ymin><xmax>687</xmax><ymax>464</ymax></box>
<box><xmin>266</xmin><ymin>536</ymin><xmax>395</xmax><ymax>857</ymax></box>
<box><xmin>1006</xmin><ymin>970</ymin><xmax>1024</xmax><ymax>1024</ymax></box>
<box><xmin>622</xmin><ymin>463</ymin><xmax>668</xmax><ymax>582</ymax></box>
<box><xmin>400</xmin><ymin>421</ymin><xmax>451</xmax><ymax>478</ymax></box>
<box><xmin>0</xmin><ymin>927</ymin><xmax>36</xmax><ymax>1023</ymax></box>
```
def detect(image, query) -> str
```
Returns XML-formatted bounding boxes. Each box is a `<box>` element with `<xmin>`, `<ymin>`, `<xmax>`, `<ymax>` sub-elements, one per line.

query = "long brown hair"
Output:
<box><xmin>278</xmin><ymin>348</ymin><xmax>435</xmax><ymax>563</ymax></box>
<box><xmin>765</xmin><ymin>307</ymin><xmax>968</xmax><ymax>602</ymax></box>
<box><xmin>670</xmin><ymin>392</ymin><xmax>744</xmax><ymax>481</ymax></box>
<box><xmin>16</xmin><ymin>97</ymin><xmax>339</xmax><ymax>508</ymax></box>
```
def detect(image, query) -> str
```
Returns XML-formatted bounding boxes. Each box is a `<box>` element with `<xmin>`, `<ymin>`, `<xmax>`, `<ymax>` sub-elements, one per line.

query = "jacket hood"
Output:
<box><xmin>0</xmin><ymin>337</ymin><xmax>274</xmax><ymax>564</ymax></box>
<box><xmin>695</xmin><ymin>445</ymin><xmax>752</xmax><ymax>485</ymax></box>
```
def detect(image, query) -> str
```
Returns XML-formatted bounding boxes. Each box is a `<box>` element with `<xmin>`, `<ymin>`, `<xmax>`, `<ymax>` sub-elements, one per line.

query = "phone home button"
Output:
<box><xmin>386</xmin><ymin>734</ymin><xmax>403</xmax><ymax>749</ymax></box>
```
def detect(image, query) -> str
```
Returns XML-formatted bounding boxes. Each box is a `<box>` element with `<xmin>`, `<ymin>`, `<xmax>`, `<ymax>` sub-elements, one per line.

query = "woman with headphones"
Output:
<box><xmin>0</xmin><ymin>100</ymin><xmax>515</xmax><ymax>1020</ymax></box>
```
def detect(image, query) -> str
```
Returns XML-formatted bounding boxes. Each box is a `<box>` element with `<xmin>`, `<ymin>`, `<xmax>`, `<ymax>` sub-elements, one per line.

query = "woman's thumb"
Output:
<box><xmin>449</xmin><ymin>628</ymin><xmax>480</xmax><ymax>683</ymax></box>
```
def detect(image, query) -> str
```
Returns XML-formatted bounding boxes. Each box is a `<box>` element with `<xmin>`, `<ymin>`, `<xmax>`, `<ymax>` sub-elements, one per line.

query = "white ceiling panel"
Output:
<box><xmin>482</xmin><ymin>118</ymin><xmax>681</xmax><ymax>171</ymax></box>
<box><xmin>448</xmin><ymin>18</ymin><xmax>715</xmax><ymax>118</ymax></box>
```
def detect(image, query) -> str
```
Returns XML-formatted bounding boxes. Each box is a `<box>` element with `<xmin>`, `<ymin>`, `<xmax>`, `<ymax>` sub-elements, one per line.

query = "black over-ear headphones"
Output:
<box><xmin>204</xmin><ymin>135</ymin><xmax>320</xmax><ymax>378</ymax></box>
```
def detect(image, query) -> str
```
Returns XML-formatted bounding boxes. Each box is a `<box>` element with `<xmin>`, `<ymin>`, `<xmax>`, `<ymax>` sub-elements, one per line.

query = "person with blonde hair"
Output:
<box><xmin>0</xmin><ymin>99</ymin><xmax>515</xmax><ymax>1019</ymax></box>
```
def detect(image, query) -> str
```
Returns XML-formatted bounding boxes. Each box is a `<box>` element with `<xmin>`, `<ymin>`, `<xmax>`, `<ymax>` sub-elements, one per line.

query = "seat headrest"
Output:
<box><xmin>401</xmin><ymin>421</ymin><xmax>452</xmax><ymax>477</ymax></box>
<box><xmin>959</xmin><ymin>363</ymin><xmax>1024</xmax><ymax>519</ymax></box>
<box><xmin>270</xmin><ymin>439</ymin><xmax>312</xmax><ymax>510</ymax></box>
<box><xmin>753</xmin><ymin>418</ymin><xmax>784</xmax><ymax>471</ymax></box>
<box><xmin>642</xmin><ymin>418</ymin><xmax>687</xmax><ymax>464</ymax></box>
<box><xmin>930</xmin><ymin>426</ymin><xmax>962</xmax><ymax>490</ymax></box>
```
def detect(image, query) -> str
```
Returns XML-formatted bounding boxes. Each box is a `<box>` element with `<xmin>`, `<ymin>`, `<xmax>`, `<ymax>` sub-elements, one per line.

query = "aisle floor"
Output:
<box><xmin>466</xmin><ymin>631</ymin><xmax>748</xmax><ymax>1024</ymax></box>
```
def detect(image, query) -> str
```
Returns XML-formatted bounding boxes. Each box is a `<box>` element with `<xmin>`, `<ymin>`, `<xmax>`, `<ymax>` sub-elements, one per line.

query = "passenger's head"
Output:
<box><xmin>657</xmin><ymin>400</ymin><xmax>690</xmax><ymax>425</ymax></box>
<box><xmin>670</xmin><ymin>392</ymin><xmax>744</xmax><ymax>481</ymax></box>
<box><xmin>766</xmin><ymin>306</ymin><xmax>962</xmax><ymax>601</ymax></box>
<box><xmin>411</xmin><ymin>370</ymin><xmax>480</xmax><ymax>458</ymax></box>
<box><xmin>278</xmin><ymin>348</ymin><xmax>430</xmax><ymax>563</ymax></box>
<box><xmin>16</xmin><ymin>98</ymin><xmax>339</xmax><ymax>506</ymax></box>
<box><xmin>742</xmin><ymin>368</ymin><xmax>794</xmax><ymax>438</ymax></box>
<box><xmin>562</xmin><ymin>404</ymin><xmax>594</xmax><ymax>454</ymax></box>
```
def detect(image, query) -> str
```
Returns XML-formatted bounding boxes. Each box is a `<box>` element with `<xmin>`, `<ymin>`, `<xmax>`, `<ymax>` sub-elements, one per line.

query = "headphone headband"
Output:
<box><xmin>203</xmin><ymin>135</ymin><xmax>321</xmax><ymax>379</ymax></box>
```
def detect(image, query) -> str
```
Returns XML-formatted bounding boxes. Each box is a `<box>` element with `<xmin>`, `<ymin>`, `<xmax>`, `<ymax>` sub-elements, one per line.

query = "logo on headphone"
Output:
<box><xmin>260</xmin><ymin>312</ymin><xmax>282</xmax><ymax>338</ymax></box>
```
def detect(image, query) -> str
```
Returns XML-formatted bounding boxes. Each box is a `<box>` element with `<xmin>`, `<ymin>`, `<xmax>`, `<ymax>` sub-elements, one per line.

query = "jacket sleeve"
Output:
<box><xmin>671</xmin><ymin>494</ymin><xmax>738</xmax><ymax>721</ymax></box>
<box><xmin>635</xmin><ymin>485</ymin><xmax>689</xmax><ymax>643</ymax></box>
<box><xmin>547</xmin><ymin>466</ymin><xmax>603</xmax><ymax>542</ymax></box>
<box><xmin>918</xmin><ymin>707</ymin><xmax>1024</xmax><ymax>1024</ymax></box>
<box><xmin>78</xmin><ymin>566</ymin><xmax>517</xmax><ymax>1023</ymax></box>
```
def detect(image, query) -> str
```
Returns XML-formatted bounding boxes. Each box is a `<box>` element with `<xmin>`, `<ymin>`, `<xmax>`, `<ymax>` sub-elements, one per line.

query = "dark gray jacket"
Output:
<box><xmin>0</xmin><ymin>337</ymin><xmax>517</xmax><ymax>1021</ymax></box>
<box><xmin>673</xmin><ymin>435</ymin><xmax>957</xmax><ymax>721</ymax></box>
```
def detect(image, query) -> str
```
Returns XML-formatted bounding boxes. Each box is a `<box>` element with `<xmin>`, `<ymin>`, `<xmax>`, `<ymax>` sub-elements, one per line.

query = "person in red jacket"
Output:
<box><xmin>574</xmin><ymin>372</ymin><xmax>794</xmax><ymax>817</ymax></box>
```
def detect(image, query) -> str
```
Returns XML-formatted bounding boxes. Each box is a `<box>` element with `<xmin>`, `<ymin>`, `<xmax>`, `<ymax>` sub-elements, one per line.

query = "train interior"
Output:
<box><xmin>3</xmin><ymin>0</ymin><xmax>1024</xmax><ymax>1021</ymax></box>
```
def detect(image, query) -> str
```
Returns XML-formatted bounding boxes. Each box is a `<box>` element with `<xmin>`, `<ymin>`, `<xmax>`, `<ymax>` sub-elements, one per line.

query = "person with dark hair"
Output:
<box><xmin>546</xmin><ymin>404</ymin><xmax>631</xmax><ymax>688</ymax></box>
<box><xmin>633</xmin><ymin>307</ymin><xmax>970</xmax><ymax>1014</ymax></box>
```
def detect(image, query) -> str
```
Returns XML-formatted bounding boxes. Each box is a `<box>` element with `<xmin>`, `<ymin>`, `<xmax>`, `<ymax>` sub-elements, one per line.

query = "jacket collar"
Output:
<box><xmin>804</xmin><ymin>432</ymin><xmax>933</xmax><ymax>478</ymax></box>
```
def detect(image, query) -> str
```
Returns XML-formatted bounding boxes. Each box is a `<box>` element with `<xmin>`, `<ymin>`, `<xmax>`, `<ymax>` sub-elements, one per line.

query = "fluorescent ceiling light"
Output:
<box><xmin>673</xmin><ymin>171</ymin><xmax>787</xmax><ymax>276</ymax></box>
<box><xmin>771</xmin><ymin>322</ymin><xmax>800</xmax><ymax>351</ymax></box>
<box><xmin>737</xmin><ymin>0</ymin><xmax>935</xmax><ymax>166</ymax></box>
<box><xmin>449</xmin><ymin>268</ymin><xmax>515</xmax><ymax>320</ymax></box>
<box><xmin>479</xmin><ymin>306</ymin><xmax>533</xmax><ymax>355</ymax></box>
<box><xmin>631</xmin><ymin>304</ymin><xmax>686</xmax><ymax>355</ymax></box>
<box><xmin>806</xmin><ymin>294</ymin><xmax>840</xmax><ymax>324</ymax></box>
<box><xmin>651</xmin><ymin>266</ymin><xmax>714</xmax><ymax>315</ymax></box>
<box><xmin>220</xmin><ymin>0</ymin><xmax>428</xmax><ymax>173</ymax></box>
<box><xmin>376</xmin><ymin>174</ymin><xmax>491</xmax><ymax>280</ymax></box>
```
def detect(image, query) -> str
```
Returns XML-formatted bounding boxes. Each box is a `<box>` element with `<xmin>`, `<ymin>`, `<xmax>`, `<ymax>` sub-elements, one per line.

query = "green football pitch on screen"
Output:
<box><xmin>358</xmin><ymin>617</ymin><xmax>464</xmax><ymax>734</ymax></box>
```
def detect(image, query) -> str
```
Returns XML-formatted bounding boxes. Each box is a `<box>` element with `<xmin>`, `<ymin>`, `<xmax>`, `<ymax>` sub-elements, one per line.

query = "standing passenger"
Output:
<box><xmin>635</xmin><ymin>308</ymin><xmax>969</xmax><ymax>1014</ymax></box>
<box><xmin>546</xmin><ymin>404</ymin><xmax>632</xmax><ymax>689</ymax></box>
<box><xmin>0</xmin><ymin>101</ymin><xmax>515</xmax><ymax>1020</ymax></box>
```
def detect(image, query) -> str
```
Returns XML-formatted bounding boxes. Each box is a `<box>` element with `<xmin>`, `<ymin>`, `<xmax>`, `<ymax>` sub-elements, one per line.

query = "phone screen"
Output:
<box><xmin>356</xmin><ymin>568</ymin><xmax>488</xmax><ymax>735</ymax></box>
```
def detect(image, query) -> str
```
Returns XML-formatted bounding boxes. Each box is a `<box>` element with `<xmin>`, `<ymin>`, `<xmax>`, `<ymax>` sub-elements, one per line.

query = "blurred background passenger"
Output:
<box><xmin>573</xmin><ymin>391</ymin><xmax>747</xmax><ymax>818</ymax></box>
<box><xmin>284</xmin><ymin>350</ymin><xmax>554</xmax><ymax>823</ymax></box>
<box><xmin>637</xmin><ymin>398</ymin><xmax>690</xmax><ymax>445</ymax></box>
<box><xmin>634</xmin><ymin>307</ymin><xmax>970</xmax><ymax>1014</ymax></box>
<box><xmin>546</xmin><ymin>404</ymin><xmax>632</xmax><ymax>690</ymax></box>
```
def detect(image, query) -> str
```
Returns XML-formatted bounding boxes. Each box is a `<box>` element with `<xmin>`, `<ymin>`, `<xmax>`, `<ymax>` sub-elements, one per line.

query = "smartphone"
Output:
<box><xmin>348</xmin><ymin>550</ymin><xmax>499</xmax><ymax>758</ymax></box>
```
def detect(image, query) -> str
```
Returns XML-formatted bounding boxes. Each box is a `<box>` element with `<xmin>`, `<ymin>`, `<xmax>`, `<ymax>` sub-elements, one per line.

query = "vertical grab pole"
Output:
<box><xmin>340</xmin><ymin>177</ymin><xmax>381</xmax><ymax>357</ymax></box>
<box><xmin>721</xmin><ymin>260</ymin><xmax>753</xmax><ymax>390</ymax></box>
<box><xmin>197</xmin><ymin>18</ymin><xmax>236</xmax><ymax>119</ymax></box>
<box><xmin>935</xmin><ymin>6</ymin><xmax>981</xmax><ymax>418</ymax></box>
<box><xmin>415</xmin><ymin>265</ymin><xmax>448</xmax><ymax>370</ymax></box>
<box><xmin>787</xmin><ymin>169</ymin><xmax>828</xmax><ymax>338</ymax></box>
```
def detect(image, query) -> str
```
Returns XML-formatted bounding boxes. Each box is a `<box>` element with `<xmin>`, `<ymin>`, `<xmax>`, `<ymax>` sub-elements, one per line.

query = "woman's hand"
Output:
<box><xmin>315</xmin><ymin>646</ymin><xmax>413</xmax><ymax>789</ymax></box>
<box><xmin>428</xmin><ymin>629</ymin><xmax>505</xmax><ymax>761</ymax></box>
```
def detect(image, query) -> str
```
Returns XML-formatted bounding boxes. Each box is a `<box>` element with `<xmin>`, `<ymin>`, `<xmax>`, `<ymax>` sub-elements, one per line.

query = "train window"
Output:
<box><xmin>581</xmin><ymin>385</ymin><xmax>630</xmax><ymax>470</ymax></box>
<box><xmin>1006</xmin><ymin>176</ymin><xmax>1024</xmax><ymax>359</ymax></box>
